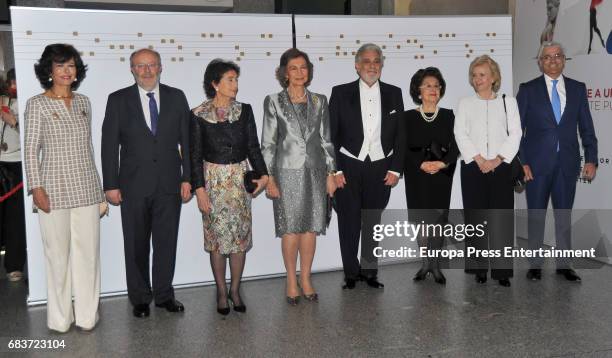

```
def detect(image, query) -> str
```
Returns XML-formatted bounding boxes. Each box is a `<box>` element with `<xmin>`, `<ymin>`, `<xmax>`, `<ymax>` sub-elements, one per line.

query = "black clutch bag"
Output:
<box><xmin>425</xmin><ymin>141</ymin><xmax>448</xmax><ymax>162</ymax></box>
<box><xmin>243</xmin><ymin>170</ymin><xmax>261</xmax><ymax>194</ymax></box>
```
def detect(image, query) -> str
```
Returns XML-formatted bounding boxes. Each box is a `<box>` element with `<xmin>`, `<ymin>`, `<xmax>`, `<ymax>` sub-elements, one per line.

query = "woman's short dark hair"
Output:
<box><xmin>203</xmin><ymin>58</ymin><xmax>240</xmax><ymax>99</ymax></box>
<box><xmin>409</xmin><ymin>67</ymin><xmax>446</xmax><ymax>105</ymax></box>
<box><xmin>34</xmin><ymin>44</ymin><xmax>87</xmax><ymax>90</ymax></box>
<box><xmin>275</xmin><ymin>48</ymin><xmax>314</xmax><ymax>88</ymax></box>
<box><xmin>6</xmin><ymin>68</ymin><xmax>15</xmax><ymax>83</ymax></box>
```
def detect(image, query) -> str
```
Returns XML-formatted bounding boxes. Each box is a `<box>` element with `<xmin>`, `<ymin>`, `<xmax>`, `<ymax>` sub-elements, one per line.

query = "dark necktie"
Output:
<box><xmin>146</xmin><ymin>92</ymin><xmax>158</xmax><ymax>135</ymax></box>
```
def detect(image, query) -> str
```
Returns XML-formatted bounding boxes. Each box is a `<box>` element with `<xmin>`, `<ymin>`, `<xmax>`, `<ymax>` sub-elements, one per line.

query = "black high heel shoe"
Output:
<box><xmin>475</xmin><ymin>273</ymin><xmax>487</xmax><ymax>284</ymax></box>
<box><xmin>286</xmin><ymin>296</ymin><xmax>300</xmax><ymax>306</ymax></box>
<box><xmin>228</xmin><ymin>294</ymin><xmax>246</xmax><ymax>313</ymax></box>
<box><xmin>413</xmin><ymin>267</ymin><xmax>429</xmax><ymax>281</ymax></box>
<box><xmin>430</xmin><ymin>268</ymin><xmax>446</xmax><ymax>285</ymax></box>
<box><xmin>217</xmin><ymin>298</ymin><xmax>230</xmax><ymax>316</ymax></box>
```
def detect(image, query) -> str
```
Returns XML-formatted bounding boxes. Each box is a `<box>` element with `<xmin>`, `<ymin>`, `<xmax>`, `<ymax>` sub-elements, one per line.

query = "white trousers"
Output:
<box><xmin>38</xmin><ymin>203</ymin><xmax>100</xmax><ymax>332</ymax></box>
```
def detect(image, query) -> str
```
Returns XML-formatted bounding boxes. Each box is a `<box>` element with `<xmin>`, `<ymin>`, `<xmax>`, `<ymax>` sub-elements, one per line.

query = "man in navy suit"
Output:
<box><xmin>329</xmin><ymin>43</ymin><xmax>404</xmax><ymax>289</ymax></box>
<box><xmin>517</xmin><ymin>41</ymin><xmax>598</xmax><ymax>282</ymax></box>
<box><xmin>102</xmin><ymin>49</ymin><xmax>192</xmax><ymax>317</ymax></box>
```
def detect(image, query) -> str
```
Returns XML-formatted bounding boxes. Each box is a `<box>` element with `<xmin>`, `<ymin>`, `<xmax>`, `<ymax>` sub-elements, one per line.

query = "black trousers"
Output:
<box><xmin>461</xmin><ymin>161</ymin><xmax>514</xmax><ymax>280</ymax></box>
<box><xmin>121</xmin><ymin>192</ymin><xmax>181</xmax><ymax>306</ymax></box>
<box><xmin>336</xmin><ymin>154</ymin><xmax>391</xmax><ymax>280</ymax></box>
<box><xmin>0</xmin><ymin>161</ymin><xmax>27</xmax><ymax>273</ymax></box>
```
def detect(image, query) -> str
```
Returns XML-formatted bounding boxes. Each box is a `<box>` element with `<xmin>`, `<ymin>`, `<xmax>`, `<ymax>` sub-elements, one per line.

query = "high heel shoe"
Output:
<box><xmin>286</xmin><ymin>296</ymin><xmax>300</xmax><ymax>306</ymax></box>
<box><xmin>302</xmin><ymin>292</ymin><xmax>318</xmax><ymax>302</ymax></box>
<box><xmin>413</xmin><ymin>267</ymin><xmax>429</xmax><ymax>281</ymax></box>
<box><xmin>228</xmin><ymin>294</ymin><xmax>246</xmax><ymax>313</ymax></box>
<box><xmin>217</xmin><ymin>300</ymin><xmax>230</xmax><ymax>316</ymax></box>
<box><xmin>475</xmin><ymin>273</ymin><xmax>487</xmax><ymax>284</ymax></box>
<box><xmin>430</xmin><ymin>268</ymin><xmax>446</xmax><ymax>285</ymax></box>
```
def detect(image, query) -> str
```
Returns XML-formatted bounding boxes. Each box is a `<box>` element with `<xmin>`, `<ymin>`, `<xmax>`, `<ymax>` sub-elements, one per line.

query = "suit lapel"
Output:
<box><xmin>157</xmin><ymin>84</ymin><xmax>168</xmax><ymax>135</ymax></box>
<box><xmin>379</xmin><ymin>81</ymin><xmax>391</xmax><ymax>137</ymax></box>
<box><xmin>129</xmin><ymin>84</ymin><xmax>152</xmax><ymax>135</ymax></box>
<box><xmin>349</xmin><ymin>80</ymin><xmax>364</xmax><ymax>137</ymax></box>
<box><xmin>279</xmin><ymin>90</ymin><xmax>306</xmax><ymax>142</ymax></box>
<box><xmin>560</xmin><ymin>78</ymin><xmax>574</xmax><ymax>124</ymax></box>
<box><xmin>537</xmin><ymin>76</ymin><xmax>559</xmax><ymax>126</ymax></box>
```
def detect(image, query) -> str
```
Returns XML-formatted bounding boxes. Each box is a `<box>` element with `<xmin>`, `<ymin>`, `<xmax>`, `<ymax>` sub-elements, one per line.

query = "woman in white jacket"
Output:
<box><xmin>454</xmin><ymin>54</ymin><xmax>522</xmax><ymax>287</ymax></box>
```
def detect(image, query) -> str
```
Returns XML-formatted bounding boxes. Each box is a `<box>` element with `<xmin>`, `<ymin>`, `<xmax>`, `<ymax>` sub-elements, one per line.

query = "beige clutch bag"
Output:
<box><xmin>99</xmin><ymin>201</ymin><xmax>109</xmax><ymax>218</ymax></box>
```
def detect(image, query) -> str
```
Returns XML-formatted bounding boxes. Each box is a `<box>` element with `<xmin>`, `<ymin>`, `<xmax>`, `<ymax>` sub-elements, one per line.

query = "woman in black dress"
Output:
<box><xmin>395</xmin><ymin>67</ymin><xmax>458</xmax><ymax>284</ymax></box>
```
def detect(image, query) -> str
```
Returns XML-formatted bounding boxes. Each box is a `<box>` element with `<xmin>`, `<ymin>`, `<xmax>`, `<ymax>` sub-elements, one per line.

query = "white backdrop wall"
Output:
<box><xmin>11</xmin><ymin>7</ymin><xmax>513</xmax><ymax>303</ymax></box>
<box><xmin>11</xmin><ymin>7</ymin><xmax>294</xmax><ymax>304</ymax></box>
<box><xmin>513</xmin><ymin>0</ymin><xmax>612</xmax><ymax>262</ymax></box>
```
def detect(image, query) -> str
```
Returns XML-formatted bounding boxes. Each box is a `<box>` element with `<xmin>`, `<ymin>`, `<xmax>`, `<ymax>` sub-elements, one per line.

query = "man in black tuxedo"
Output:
<box><xmin>102</xmin><ymin>49</ymin><xmax>192</xmax><ymax>317</ymax></box>
<box><xmin>329</xmin><ymin>43</ymin><xmax>404</xmax><ymax>289</ymax></box>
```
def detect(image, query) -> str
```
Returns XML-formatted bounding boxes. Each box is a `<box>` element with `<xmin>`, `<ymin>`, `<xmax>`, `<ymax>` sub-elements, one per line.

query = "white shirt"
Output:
<box><xmin>357</xmin><ymin>79</ymin><xmax>385</xmax><ymax>161</ymax></box>
<box><xmin>453</xmin><ymin>94</ymin><xmax>522</xmax><ymax>164</ymax></box>
<box><xmin>336</xmin><ymin>79</ymin><xmax>398</xmax><ymax>177</ymax></box>
<box><xmin>138</xmin><ymin>84</ymin><xmax>160</xmax><ymax>131</ymax></box>
<box><xmin>543</xmin><ymin>74</ymin><xmax>566</xmax><ymax>116</ymax></box>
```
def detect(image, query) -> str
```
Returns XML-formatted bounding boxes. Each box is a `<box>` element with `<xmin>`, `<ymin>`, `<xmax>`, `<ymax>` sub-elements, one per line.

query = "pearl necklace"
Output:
<box><xmin>288</xmin><ymin>89</ymin><xmax>307</xmax><ymax>102</ymax></box>
<box><xmin>418</xmin><ymin>106</ymin><xmax>439</xmax><ymax>122</ymax></box>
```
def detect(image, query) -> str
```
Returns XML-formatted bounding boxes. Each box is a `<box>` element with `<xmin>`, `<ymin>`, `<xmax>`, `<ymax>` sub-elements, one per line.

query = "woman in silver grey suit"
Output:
<box><xmin>261</xmin><ymin>48</ymin><xmax>336</xmax><ymax>305</ymax></box>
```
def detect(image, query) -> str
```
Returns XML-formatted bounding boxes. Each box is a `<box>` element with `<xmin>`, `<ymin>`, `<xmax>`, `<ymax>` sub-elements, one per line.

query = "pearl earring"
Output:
<box><xmin>48</xmin><ymin>77</ymin><xmax>52</xmax><ymax>82</ymax></box>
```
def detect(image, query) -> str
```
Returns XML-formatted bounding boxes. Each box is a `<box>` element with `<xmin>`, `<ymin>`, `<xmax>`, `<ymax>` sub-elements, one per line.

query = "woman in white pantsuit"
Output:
<box><xmin>24</xmin><ymin>44</ymin><xmax>105</xmax><ymax>332</ymax></box>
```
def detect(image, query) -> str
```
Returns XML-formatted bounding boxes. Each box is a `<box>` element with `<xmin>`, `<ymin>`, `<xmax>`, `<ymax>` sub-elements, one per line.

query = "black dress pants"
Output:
<box><xmin>121</xmin><ymin>192</ymin><xmax>181</xmax><ymax>305</ymax></box>
<box><xmin>336</xmin><ymin>154</ymin><xmax>391</xmax><ymax>280</ymax></box>
<box><xmin>461</xmin><ymin>161</ymin><xmax>514</xmax><ymax>280</ymax></box>
<box><xmin>0</xmin><ymin>161</ymin><xmax>27</xmax><ymax>273</ymax></box>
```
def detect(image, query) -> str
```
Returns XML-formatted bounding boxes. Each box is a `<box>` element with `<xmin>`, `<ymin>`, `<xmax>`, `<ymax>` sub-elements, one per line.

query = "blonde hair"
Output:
<box><xmin>468</xmin><ymin>54</ymin><xmax>501</xmax><ymax>93</ymax></box>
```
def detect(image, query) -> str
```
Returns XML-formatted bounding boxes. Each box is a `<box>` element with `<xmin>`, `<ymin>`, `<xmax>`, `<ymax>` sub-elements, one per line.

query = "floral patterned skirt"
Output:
<box><xmin>202</xmin><ymin>160</ymin><xmax>252</xmax><ymax>254</ymax></box>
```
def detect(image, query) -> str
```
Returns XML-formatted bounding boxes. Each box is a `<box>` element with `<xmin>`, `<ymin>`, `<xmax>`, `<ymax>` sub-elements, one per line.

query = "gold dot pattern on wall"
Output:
<box><xmin>236</xmin><ymin>57</ymin><xmax>241</xmax><ymax>61</ymax></box>
<box><xmin>306</xmin><ymin>34</ymin><xmax>310</xmax><ymax>39</ymax></box>
<box><xmin>319</xmin><ymin>56</ymin><xmax>324</xmax><ymax>61</ymax></box>
<box><xmin>388</xmin><ymin>34</ymin><xmax>393</xmax><ymax>38</ymax></box>
<box><xmin>95</xmin><ymin>38</ymin><xmax>100</xmax><ymax>43</ymax></box>
<box><xmin>201</xmin><ymin>33</ymin><xmax>206</xmax><ymax>37</ymax></box>
<box><xmin>73</xmin><ymin>31</ymin><xmax>78</xmax><ymax>36</ymax></box>
<box><xmin>26</xmin><ymin>30</ymin><xmax>32</xmax><ymax>35</ymax></box>
<box><xmin>138</xmin><ymin>33</ymin><xmax>142</xmax><ymax>37</ymax></box>
<box><xmin>195</xmin><ymin>52</ymin><xmax>200</xmax><ymax>56</ymax></box>
<box><xmin>119</xmin><ymin>45</ymin><xmax>124</xmax><ymax>49</ymax></box>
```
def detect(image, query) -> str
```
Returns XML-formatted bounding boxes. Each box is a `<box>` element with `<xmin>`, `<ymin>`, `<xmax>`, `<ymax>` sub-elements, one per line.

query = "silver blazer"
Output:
<box><xmin>261</xmin><ymin>90</ymin><xmax>336</xmax><ymax>173</ymax></box>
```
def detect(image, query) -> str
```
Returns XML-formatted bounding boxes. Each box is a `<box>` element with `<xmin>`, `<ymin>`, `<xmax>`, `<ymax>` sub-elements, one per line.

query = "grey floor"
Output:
<box><xmin>1</xmin><ymin>258</ymin><xmax>612</xmax><ymax>358</ymax></box>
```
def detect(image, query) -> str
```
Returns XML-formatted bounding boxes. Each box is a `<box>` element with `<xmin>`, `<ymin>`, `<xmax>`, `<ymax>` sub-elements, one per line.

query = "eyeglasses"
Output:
<box><xmin>540</xmin><ymin>53</ymin><xmax>565</xmax><ymax>62</ymax></box>
<box><xmin>132</xmin><ymin>63</ymin><xmax>160</xmax><ymax>71</ymax></box>
<box><xmin>419</xmin><ymin>84</ymin><xmax>442</xmax><ymax>91</ymax></box>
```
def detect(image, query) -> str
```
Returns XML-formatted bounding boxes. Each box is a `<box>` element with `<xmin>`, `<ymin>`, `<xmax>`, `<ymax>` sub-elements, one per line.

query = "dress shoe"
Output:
<box><xmin>430</xmin><ymin>268</ymin><xmax>446</xmax><ymax>285</ymax></box>
<box><xmin>342</xmin><ymin>278</ymin><xmax>357</xmax><ymax>289</ymax></box>
<box><xmin>286</xmin><ymin>296</ymin><xmax>300</xmax><ymax>306</ymax></box>
<box><xmin>365</xmin><ymin>277</ymin><xmax>384</xmax><ymax>289</ymax></box>
<box><xmin>556</xmin><ymin>268</ymin><xmax>581</xmax><ymax>282</ymax></box>
<box><xmin>228</xmin><ymin>294</ymin><xmax>246</xmax><ymax>313</ymax></box>
<box><xmin>526</xmin><ymin>268</ymin><xmax>542</xmax><ymax>281</ymax></box>
<box><xmin>302</xmin><ymin>292</ymin><xmax>319</xmax><ymax>302</ymax></box>
<box><xmin>133</xmin><ymin>304</ymin><xmax>150</xmax><ymax>318</ymax></box>
<box><xmin>155</xmin><ymin>299</ymin><xmax>185</xmax><ymax>312</ymax></box>
<box><xmin>498</xmin><ymin>278</ymin><xmax>511</xmax><ymax>287</ymax></box>
<box><xmin>475</xmin><ymin>273</ymin><xmax>487</xmax><ymax>284</ymax></box>
<box><xmin>413</xmin><ymin>267</ymin><xmax>428</xmax><ymax>281</ymax></box>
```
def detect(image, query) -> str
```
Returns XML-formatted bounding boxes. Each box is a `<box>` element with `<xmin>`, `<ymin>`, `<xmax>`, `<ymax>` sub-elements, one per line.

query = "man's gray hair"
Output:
<box><xmin>355</xmin><ymin>43</ymin><xmax>384</xmax><ymax>64</ymax></box>
<box><xmin>130</xmin><ymin>48</ymin><xmax>162</xmax><ymax>66</ymax></box>
<box><xmin>537</xmin><ymin>41</ymin><xmax>566</xmax><ymax>59</ymax></box>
